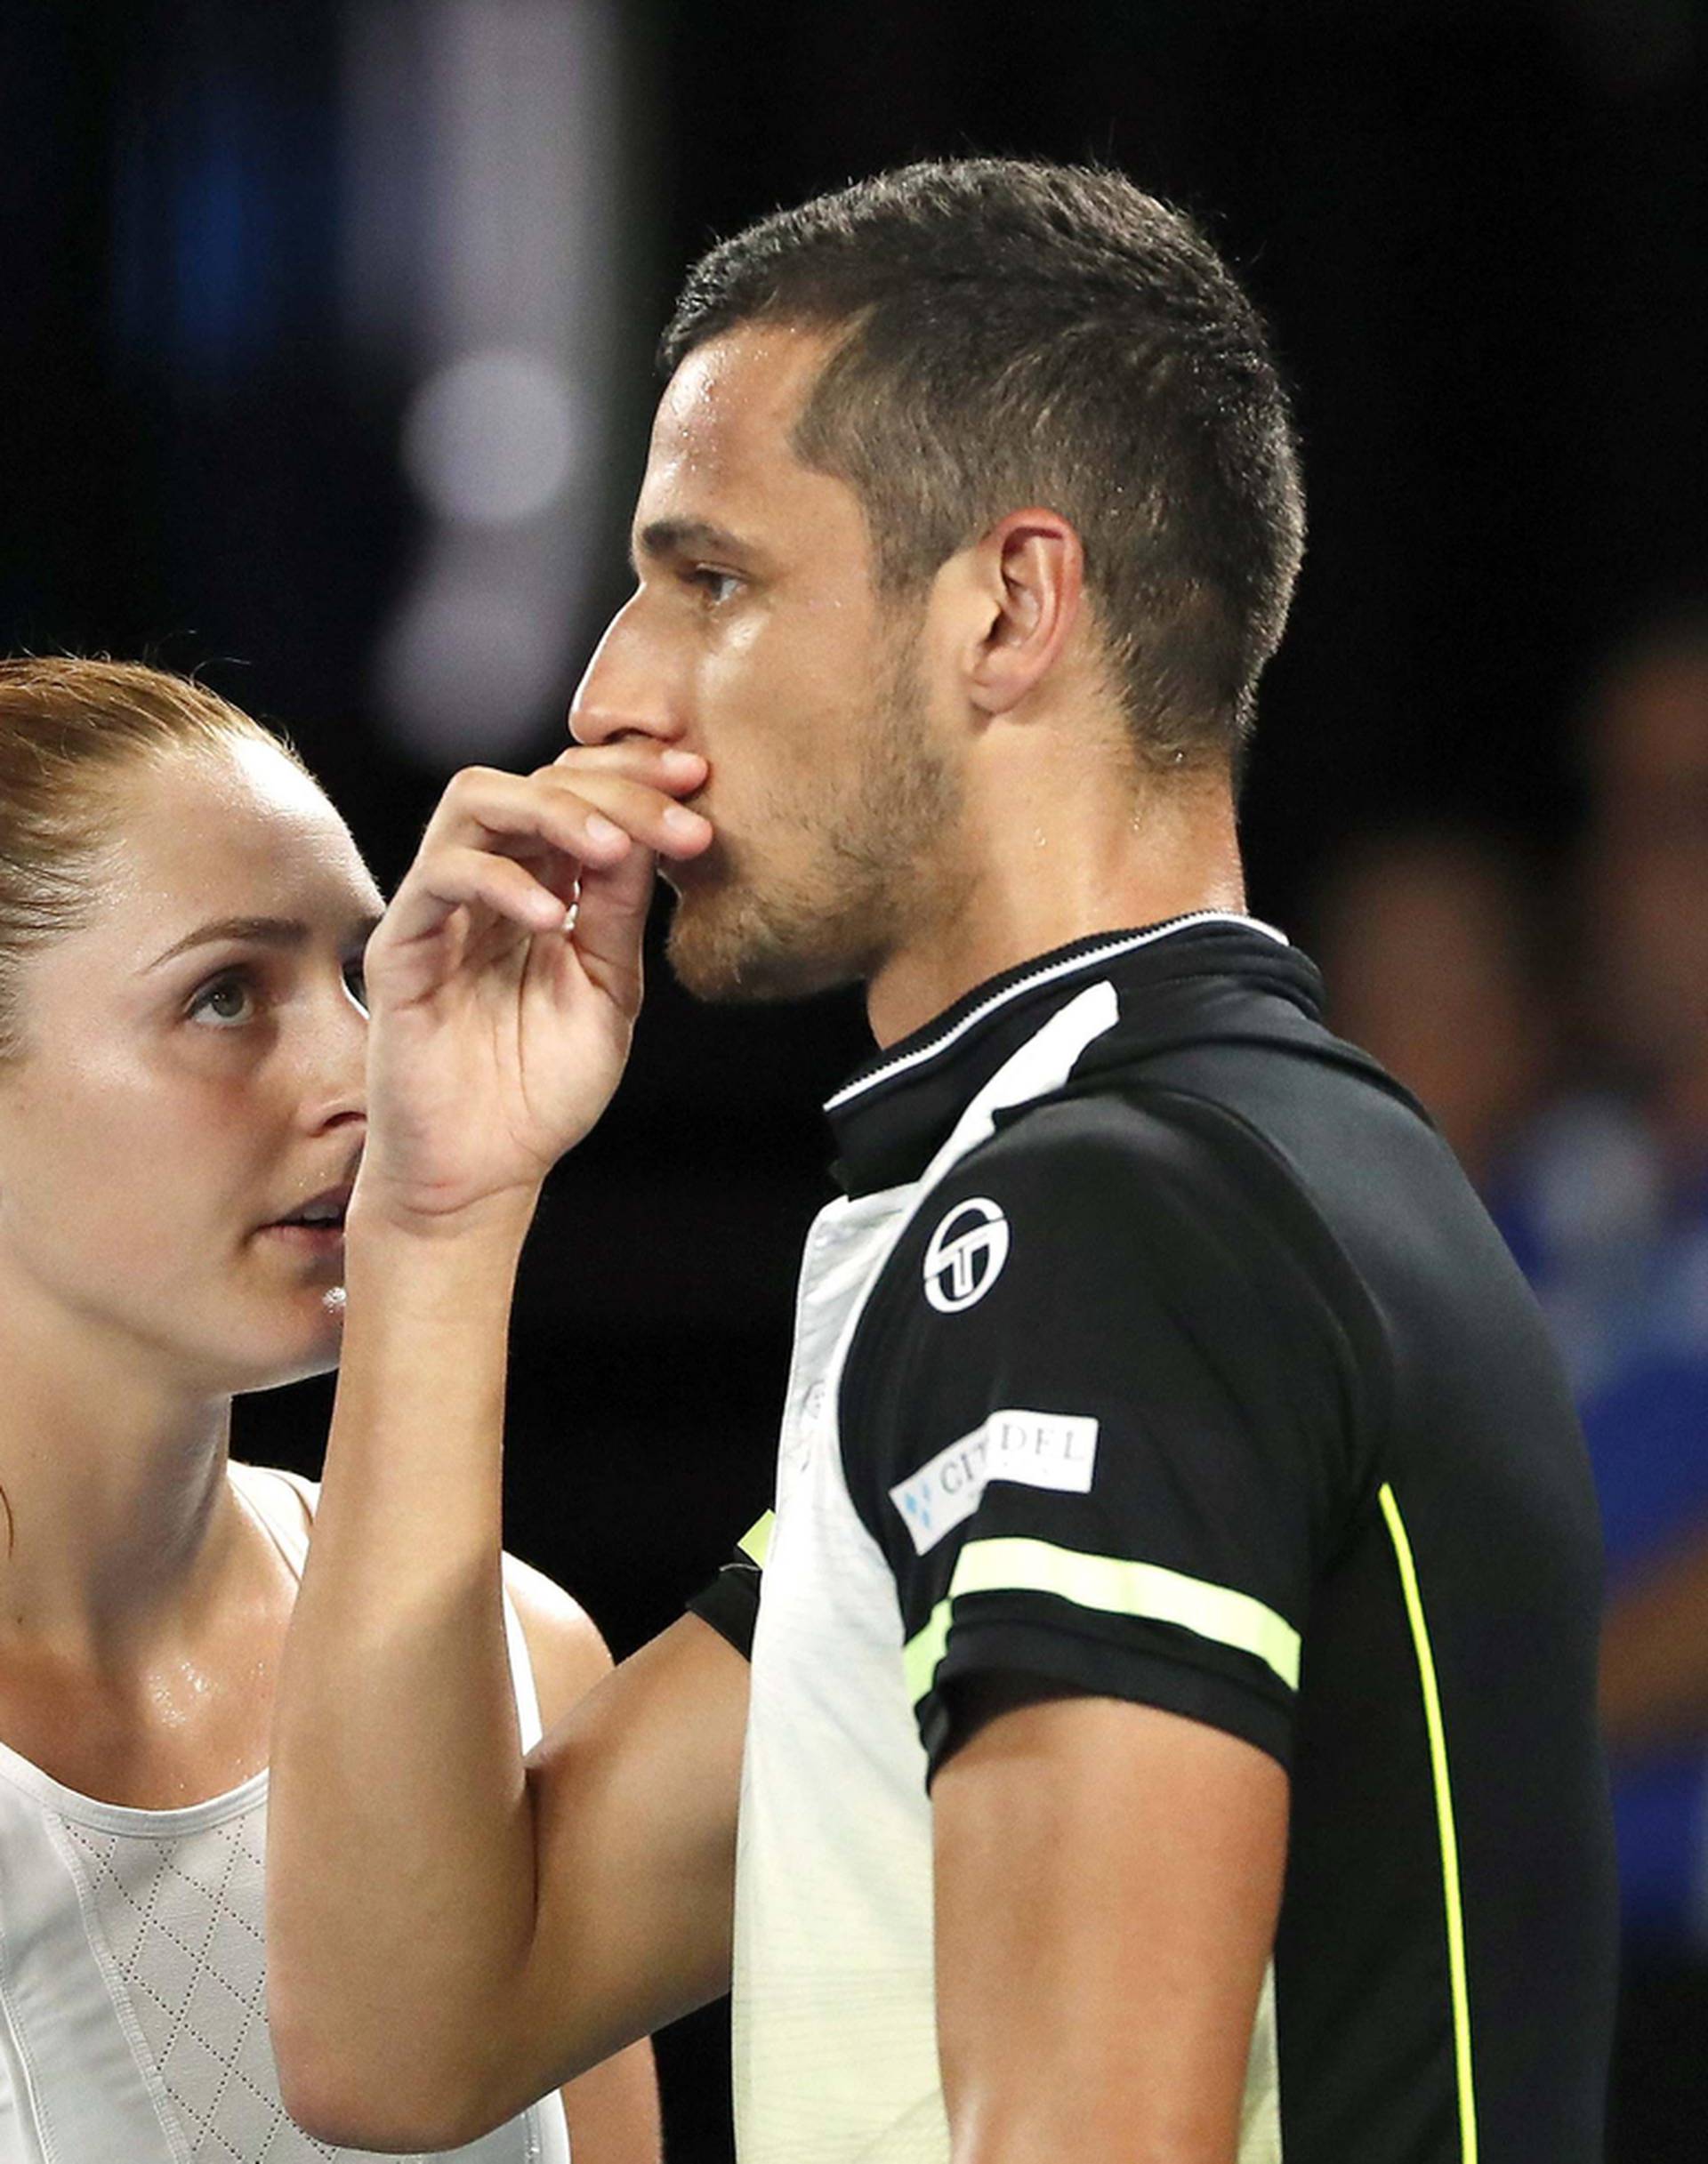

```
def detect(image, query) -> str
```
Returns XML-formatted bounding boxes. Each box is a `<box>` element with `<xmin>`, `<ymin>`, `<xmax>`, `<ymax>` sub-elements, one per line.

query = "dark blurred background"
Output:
<box><xmin>5</xmin><ymin>1</ymin><xmax>1707</xmax><ymax>2154</ymax></box>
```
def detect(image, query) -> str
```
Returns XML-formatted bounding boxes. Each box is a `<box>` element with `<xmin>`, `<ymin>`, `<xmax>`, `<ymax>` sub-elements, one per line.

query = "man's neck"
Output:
<box><xmin>866</xmin><ymin>756</ymin><xmax>1245</xmax><ymax>1050</ymax></box>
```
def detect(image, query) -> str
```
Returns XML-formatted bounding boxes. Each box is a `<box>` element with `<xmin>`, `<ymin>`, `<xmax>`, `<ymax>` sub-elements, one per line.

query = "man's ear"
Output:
<box><xmin>961</xmin><ymin>510</ymin><xmax>1085</xmax><ymax>718</ymax></box>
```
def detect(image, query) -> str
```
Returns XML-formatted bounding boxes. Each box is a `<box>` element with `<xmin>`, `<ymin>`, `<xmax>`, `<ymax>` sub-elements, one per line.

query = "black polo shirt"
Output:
<box><xmin>696</xmin><ymin>916</ymin><xmax>1615</xmax><ymax>2161</ymax></box>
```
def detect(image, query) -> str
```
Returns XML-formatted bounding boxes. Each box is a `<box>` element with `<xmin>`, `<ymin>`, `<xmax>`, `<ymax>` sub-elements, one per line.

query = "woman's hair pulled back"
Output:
<box><xmin>0</xmin><ymin>657</ymin><xmax>294</xmax><ymax>1059</ymax></box>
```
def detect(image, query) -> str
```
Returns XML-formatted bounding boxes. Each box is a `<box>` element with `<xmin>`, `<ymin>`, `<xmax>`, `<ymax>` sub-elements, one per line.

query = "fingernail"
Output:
<box><xmin>585</xmin><ymin>811</ymin><xmax>624</xmax><ymax>846</ymax></box>
<box><xmin>660</xmin><ymin>749</ymin><xmax>707</xmax><ymax>775</ymax></box>
<box><xmin>663</xmin><ymin>803</ymin><xmax>710</xmax><ymax>836</ymax></box>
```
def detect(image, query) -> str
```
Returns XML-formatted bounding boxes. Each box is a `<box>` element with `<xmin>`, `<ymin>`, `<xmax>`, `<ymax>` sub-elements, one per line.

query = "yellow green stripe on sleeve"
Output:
<box><xmin>737</xmin><ymin>1511</ymin><xmax>775</xmax><ymax>1568</ymax></box>
<box><xmin>902</xmin><ymin>1534</ymin><xmax>1301</xmax><ymax>1706</ymax></box>
<box><xmin>1379</xmin><ymin>1482</ymin><xmax>1478</xmax><ymax>2163</ymax></box>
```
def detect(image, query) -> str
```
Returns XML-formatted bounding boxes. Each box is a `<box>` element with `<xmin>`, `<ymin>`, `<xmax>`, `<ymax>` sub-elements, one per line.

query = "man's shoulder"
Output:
<box><xmin>982</xmin><ymin>1070</ymin><xmax>1277</xmax><ymax>1172</ymax></box>
<box><xmin>919</xmin><ymin>1075</ymin><xmax>1340</xmax><ymax>1288</ymax></box>
<box><xmin>846</xmin><ymin>1076</ymin><xmax>1370</xmax><ymax>1450</ymax></box>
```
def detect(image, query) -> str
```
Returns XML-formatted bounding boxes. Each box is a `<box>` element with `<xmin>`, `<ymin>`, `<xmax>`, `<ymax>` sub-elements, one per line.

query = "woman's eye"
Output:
<box><xmin>188</xmin><ymin>973</ymin><xmax>257</xmax><ymax>1028</ymax></box>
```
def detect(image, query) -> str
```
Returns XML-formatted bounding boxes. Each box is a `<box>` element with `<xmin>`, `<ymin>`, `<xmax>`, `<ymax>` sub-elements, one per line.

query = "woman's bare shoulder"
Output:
<box><xmin>238</xmin><ymin>1460</ymin><xmax>612</xmax><ymax>1731</ymax></box>
<box><xmin>500</xmin><ymin>1553</ymin><xmax>614</xmax><ymax>1730</ymax></box>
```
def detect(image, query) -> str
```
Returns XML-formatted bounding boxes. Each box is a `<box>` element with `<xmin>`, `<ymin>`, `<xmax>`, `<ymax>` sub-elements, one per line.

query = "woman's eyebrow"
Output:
<box><xmin>145</xmin><ymin>916</ymin><xmax>309</xmax><ymax>972</ymax></box>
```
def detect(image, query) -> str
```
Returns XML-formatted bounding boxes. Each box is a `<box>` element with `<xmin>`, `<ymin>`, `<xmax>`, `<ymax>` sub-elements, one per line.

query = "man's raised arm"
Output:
<box><xmin>266</xmin><ymin>750</ymin><xmax>748</xmax><ymax>2150</ymax></box>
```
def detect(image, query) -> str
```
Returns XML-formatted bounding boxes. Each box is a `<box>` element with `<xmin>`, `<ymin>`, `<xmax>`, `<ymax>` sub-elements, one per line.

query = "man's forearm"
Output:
<box><xmin>269</xmin><ymin>1206</ymin><xmax>544</xmax><ymax>2148</ymax></box>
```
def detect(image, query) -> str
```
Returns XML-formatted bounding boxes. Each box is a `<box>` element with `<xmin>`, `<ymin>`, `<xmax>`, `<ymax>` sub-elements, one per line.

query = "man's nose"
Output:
<box><xmin>568</xmin><ymin>593</ymin><xmax>681</xmax><ymax>748</ymax></box>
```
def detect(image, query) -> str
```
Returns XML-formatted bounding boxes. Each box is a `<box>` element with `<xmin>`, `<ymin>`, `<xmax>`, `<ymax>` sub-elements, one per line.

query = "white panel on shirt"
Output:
<box><xmin>736</xmin><ymin>1185</ymin><xmax>951</xmax><ymax>2162</ymax></box>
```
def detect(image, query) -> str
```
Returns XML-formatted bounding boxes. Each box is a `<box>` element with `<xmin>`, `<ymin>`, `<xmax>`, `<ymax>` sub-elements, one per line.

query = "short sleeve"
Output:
<box><xmin>684</xmin><ymin>1510</ymin><xmax>772</xmax><ymax>1660</ymax></box>
<box><xmin>839</xmin><ymin>1092</ymin><xmax>1379</xmax><ymax>1780</ymax></box>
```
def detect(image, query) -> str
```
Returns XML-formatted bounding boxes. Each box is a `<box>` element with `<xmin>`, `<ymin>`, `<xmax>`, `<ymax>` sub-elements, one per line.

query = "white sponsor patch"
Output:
<box><xmin>889</xmin><ymin>1410</ymin><xmax>1100</xmax><ymax>1555</ymax></box>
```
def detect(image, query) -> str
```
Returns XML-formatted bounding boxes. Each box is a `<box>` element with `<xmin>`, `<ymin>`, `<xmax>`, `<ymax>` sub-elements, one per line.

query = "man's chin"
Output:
<box><xmin>664</xmin><ymin>892</ymin><xmax>863</xmax><ymax>1005</ymax></box>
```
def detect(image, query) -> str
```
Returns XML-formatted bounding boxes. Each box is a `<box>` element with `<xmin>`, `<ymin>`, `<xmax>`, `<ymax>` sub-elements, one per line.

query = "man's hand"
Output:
<box><xmin>357</xmin><ymin>744</ymin><xmax>711</xmax><ymax>1232</ymax></box>
<box><xmin>267</xmin><ymin>744</ymin><xmax>743</xmax><ymax>2153</ymax></box>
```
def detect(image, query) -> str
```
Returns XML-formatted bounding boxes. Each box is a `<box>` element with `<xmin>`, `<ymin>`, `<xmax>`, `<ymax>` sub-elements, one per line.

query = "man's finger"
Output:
<box><xmin>427</xmin><ymin>765</ymin><xmax>711</xmax><ymax>867</ymax></box>
<box><xmin>567</xmin><ymin>841</ymin><xmax>659</xmax><ymax>1006</ymax></box>
<box><xmin>542</xmin><ymin>742</ymin><xmax>706</xmax><ymax>792</ymax></box>
<box><xmin>376</xmin><ymin>844</ymin><xmax>570</xmax><ymax>956</ymax></box>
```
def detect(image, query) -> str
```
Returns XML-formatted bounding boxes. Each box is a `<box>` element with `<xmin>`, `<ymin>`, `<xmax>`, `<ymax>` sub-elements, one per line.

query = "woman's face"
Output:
<box><xmin>0</xmin><ymin>736</ymin><xmax>383</xmax><ymax>1396</ymax></box>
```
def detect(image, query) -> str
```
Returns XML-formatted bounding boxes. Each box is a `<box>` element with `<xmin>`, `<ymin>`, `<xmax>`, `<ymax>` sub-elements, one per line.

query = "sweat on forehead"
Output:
<box><xmin>632</xmin><ymin>326</ymin><xmax>882</xmax><ymax>592</ymax></box>
<box><xmin>648</xmin><ymin>326</ymin><xmax>836</xmax><ymax>489</ymax></box>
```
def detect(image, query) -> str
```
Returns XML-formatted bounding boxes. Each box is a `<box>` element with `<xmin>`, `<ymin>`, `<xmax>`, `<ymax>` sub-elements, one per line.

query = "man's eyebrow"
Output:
<box><xmin>145</xmin><ymin>914</ymin><xmax>382</xmax><ymax>973</ymax></box>
<box><xmin>631</xmin><ymin>518</ymin><xmax>750</xmax><ymax>572</ymax></box>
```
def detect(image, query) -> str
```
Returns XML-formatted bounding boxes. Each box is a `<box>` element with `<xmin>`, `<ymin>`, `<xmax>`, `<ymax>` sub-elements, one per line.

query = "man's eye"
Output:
<box><xmin>344</xmin><ymin>958</ymin><xmax>369</xmax><ymax>1013</ymax></box>
<box><xmin>188</xmin><ymin>972</ymin><xmax>257</xmax><ymax>1028</ymax></box>
<box><xmin>690</xmin><ymin>567</ymin><xmax>741</xmax><ymax>606</ymax></box>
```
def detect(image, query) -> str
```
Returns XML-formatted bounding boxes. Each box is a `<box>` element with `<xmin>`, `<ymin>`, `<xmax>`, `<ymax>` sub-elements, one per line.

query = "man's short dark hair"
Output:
<box><xmin>662</xmin><ymin>158</ymin><xmax>1305</xmax><ymax>773</ymax></box>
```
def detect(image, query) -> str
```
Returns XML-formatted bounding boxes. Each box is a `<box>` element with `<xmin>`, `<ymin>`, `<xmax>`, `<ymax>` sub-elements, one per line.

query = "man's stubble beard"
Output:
<box><xmin>664</xmin><ymin>631</ymin><xmax>963</xmax><ymax>1005</ymax></box>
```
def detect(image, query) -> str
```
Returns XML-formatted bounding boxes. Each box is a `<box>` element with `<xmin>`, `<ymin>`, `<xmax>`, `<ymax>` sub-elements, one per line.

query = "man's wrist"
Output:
<box><xmin>340</xmin><ymin>1191</ymin><xmax>540</xmax><ymax>1331</ymax></box>
<box><xmin>345</xmin><ymin>1182</ymin><xmax>540</xmax><ymax>1253</ymax></box>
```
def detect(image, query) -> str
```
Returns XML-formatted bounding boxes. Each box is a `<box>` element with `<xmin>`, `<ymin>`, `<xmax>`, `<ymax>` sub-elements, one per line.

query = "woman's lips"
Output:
<box><xmin>261</xmin><ymin>1220</ymin><xmax>345</xmax><ymax>1247</ymax></box>
<box><xmin>260</xmin><ymin>1182</ymin><xmax>352</xmax><ymax>1251</ymax></box>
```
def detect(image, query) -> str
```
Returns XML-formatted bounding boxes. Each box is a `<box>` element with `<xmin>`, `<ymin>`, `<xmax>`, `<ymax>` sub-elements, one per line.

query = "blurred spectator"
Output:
<box><xmin>1490</xmin><ymin>600</ymin><xmax>1708</xmax><ymax>2160</ymax></box>
<box><xmin>1311</xmin><ymin>823</ymin><xmax>1557</xmax><ymax>1190</ymax></box>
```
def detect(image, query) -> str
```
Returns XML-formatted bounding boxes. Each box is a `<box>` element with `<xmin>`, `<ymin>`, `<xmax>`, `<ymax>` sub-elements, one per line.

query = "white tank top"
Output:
<box><xmin>0</xmin><ymin>1462</ymin><xmax>571</xmax><ymax>2164</ymax></box>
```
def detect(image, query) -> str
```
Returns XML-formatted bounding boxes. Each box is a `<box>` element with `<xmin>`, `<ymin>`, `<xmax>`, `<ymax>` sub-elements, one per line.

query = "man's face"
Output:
<box><xmin>571</xmin><ymin>324</ymin><xmax>962</xmax><ymax>1002</ymax></box>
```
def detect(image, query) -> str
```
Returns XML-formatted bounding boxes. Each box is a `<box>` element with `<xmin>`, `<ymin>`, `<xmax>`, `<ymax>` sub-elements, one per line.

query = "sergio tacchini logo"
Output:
<box><xmin>922</xmin><ymin>1197</ymin><xmax>1011</xmax><ymax>1314</ymax></box>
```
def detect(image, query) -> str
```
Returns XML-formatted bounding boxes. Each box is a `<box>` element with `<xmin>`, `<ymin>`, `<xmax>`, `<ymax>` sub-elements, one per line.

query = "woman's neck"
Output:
<box><xmin>0</xmin><ymin>1304</ymin><xmax>240</xmax><ymax>1663</ymax></box>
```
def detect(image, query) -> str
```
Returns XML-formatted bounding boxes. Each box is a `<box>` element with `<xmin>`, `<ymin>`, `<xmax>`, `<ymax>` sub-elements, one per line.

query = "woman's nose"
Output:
<box><xmin>299</xmin><ymin>982</ymin><xmax>368</xmax><ymax>1138</ymax></box>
